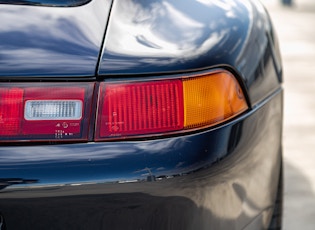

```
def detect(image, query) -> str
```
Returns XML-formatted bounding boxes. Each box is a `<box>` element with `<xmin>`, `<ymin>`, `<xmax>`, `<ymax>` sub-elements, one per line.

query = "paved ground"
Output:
<box><xmin>263</xmin><ymin>0</ymin><xmax>315</xmax><ymax>229</ymax></box>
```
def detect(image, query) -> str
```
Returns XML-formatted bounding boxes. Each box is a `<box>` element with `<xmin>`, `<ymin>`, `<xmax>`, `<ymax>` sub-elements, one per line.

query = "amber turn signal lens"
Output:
<box><xmin>183</xmin><ymin>71</ymin><xmax>248</xmax><ymax>129</ymax></box>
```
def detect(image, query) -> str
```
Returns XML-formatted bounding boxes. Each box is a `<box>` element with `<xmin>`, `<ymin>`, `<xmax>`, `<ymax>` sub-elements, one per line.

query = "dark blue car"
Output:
<box><xmin>0</xmin><ymin>0</ymin><xmax>283</xmax><ymax>229</ymax></box>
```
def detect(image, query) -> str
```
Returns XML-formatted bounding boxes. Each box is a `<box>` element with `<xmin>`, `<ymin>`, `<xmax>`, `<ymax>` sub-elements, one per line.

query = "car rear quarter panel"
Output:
<box><xmin>99</xmin><ymin>0</ymin><xmax>282</xmax><ymax>105</ymax></box>
<box><xmin>0</xmin><ymin>0</ymin><xmax>283</xmax><ymax>229</ymax></box>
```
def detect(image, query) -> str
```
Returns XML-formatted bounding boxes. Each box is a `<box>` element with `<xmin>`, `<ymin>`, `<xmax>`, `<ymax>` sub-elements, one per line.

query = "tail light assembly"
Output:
<box><xmin>0</xmin><ymin>70</ymin><xmax>248</xmax><ymax>142</ymax></box>
<box><xmin>97</xmin><ymin>70</ymin><xmax>248</xmax><ymax>140</ymax></box>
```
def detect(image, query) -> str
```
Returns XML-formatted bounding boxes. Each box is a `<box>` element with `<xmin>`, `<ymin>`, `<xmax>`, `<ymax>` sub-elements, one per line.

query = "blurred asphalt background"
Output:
<box><xmin>263</xmin><ymin>0</ymin><xmax>315</xmax><ymax>229</ymax></box>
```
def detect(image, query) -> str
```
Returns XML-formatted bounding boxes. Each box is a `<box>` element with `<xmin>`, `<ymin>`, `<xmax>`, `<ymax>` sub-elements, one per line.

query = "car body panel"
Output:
<box><xmin>0</xmin><ymin>0</ymin><xmax>283</xmax><ymax>229</ymax></box>
<box><xmin>0</xmin><ymin>0</ymin><xmax>111</xmax><ymax>78</ymax></box>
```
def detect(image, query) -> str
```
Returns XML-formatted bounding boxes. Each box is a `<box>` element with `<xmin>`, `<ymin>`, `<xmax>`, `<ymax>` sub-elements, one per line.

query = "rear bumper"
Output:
<box><xmin>0</xmin><ymin>90</ymin><xmax>283</xmax><ymax>230</ymax></box>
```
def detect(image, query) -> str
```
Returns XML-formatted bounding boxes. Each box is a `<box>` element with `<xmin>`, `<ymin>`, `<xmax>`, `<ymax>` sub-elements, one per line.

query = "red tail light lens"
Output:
<box><xmin>0</xmin><ymin>88</ymin><xmax>23</xmax><ymax>136</ymax></box>
<box><xmin>0</xmin><ymin>83</ymin><xmax>94</xmax><ymax>142</ymax></box>
<box><xmin>96</xmin><ymin>80</ymin><xmax>184</xmax><ymax>140</ymax></box>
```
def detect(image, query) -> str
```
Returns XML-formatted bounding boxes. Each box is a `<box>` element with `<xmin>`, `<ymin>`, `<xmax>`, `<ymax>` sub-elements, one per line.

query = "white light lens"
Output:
<box><xmin>24</xmin><ymin>100</ymin><xmax>82</xmax><ymax>120</ymax></box>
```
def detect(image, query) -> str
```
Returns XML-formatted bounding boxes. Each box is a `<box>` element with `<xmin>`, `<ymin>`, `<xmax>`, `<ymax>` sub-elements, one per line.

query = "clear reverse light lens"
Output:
<box><xmin>24</xmin><ymin>100</ymin><xmax>82</xmax><ymax>120</ymax></box>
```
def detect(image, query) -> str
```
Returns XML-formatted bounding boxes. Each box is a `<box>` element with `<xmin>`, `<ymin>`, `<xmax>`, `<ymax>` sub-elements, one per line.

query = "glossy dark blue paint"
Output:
<box><xmin>0</xmin><ymin>0</ymin><xmax>283</xmax><ymax>229</ymax></box>
<box><xmin>100</xmin><ymin>0</ymin><xmax>251</xmax><ymax>74</ymax></box>
<box><xmin>0</xmin><ymin>122</ymin><xmax>240</xmax><ymax>185</ymax></box>
<box><xmin>0</xmin><ymin>0</ymin><xmax>111</xmax><ymax>77</ymax></box>
<box><xmin>0</xmin><ymin>0</ymin><xmax>91</xmax><ymax>7</ymax></box>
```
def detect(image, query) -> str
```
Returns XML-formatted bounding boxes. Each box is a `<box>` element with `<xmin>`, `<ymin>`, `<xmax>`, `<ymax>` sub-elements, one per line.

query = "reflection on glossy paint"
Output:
<box><xmin>0</xmin><ymin>144</ymin><xmax>136</xmax><ymax>165</ymax></box>
<box><xmin>0</xmin><ymin>0</ymin><xmax>91</xmax><ymax>7</ymax></box>
<box><xmin>100</xmin><ymin>0</ymin><xmax>252</xmax><ymax>73</ymax></box>
<box><xmin>0</xmin><ymin>122</ymin><xmax>239</xmax><ymax>186</ymax></box>
<box><xmin>0</xmin><ymin>0</ymin><xmax>111</xmax><ymax>77</ymax></box>
<box><xmin>0</xmin><ymin>178</ymin><xmax>38</xmax><ymax>190</ymax></box>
